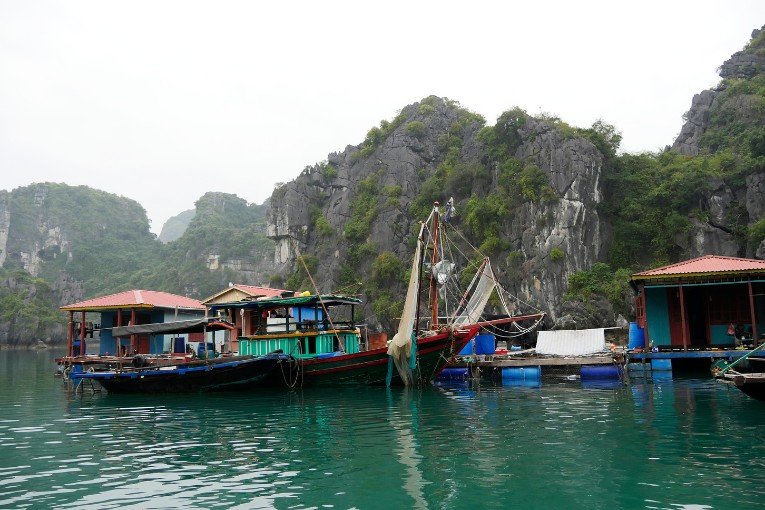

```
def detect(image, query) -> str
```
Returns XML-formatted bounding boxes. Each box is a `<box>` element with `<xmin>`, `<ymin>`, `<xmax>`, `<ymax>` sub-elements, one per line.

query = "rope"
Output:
<box><xmin>291</xmin><ymin>238</ymin><xmax>345</xmax><ymax>352</ymax></box>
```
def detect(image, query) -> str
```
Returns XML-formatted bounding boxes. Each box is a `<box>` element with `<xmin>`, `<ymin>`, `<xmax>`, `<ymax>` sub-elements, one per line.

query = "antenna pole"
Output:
<box><xmin>429</xmin><ymin>202</ymin><xmax>440</xmax><ymax>329</ymax></box>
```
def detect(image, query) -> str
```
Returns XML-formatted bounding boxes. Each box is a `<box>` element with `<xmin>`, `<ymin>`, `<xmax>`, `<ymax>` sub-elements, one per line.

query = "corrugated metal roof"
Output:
<box><xmin>536</xmin><ymin>329</ymin><xmax>606</xmax><ymax>356</ymax></box>
<box><xmin>61</xmin><ymin>290</ymin><xmax>204</xmax><ymax>312</ymax></box>
<box><xmin>632</xmin><ymin>255</ymin><xmax>765</xmax><ymax>280</ymax></box>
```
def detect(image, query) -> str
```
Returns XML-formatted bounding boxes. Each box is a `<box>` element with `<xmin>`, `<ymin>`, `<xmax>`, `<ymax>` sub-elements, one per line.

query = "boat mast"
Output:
<box><xmin>429</xmin><ymin>202</ymin><xmax>440</xmax><ymax>329</ymax></box>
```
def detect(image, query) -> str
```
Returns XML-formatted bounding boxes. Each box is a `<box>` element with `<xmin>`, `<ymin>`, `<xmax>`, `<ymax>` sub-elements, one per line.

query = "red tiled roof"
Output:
<box><xmin>200</xmin><ymin>284</ymin><xmax>287</xmax><ymax>305</ymax></box>
<box><xmin>632</xmin><ymin>255</ymin><xmax>765</xmax><ymax>280</ymax></box>
<box><xmin>61</xmin><ymin>290</ymin><xmax>204</xmax><ymax>311</ymax></box>
<box><xmin>234</xmin><ymin>285</ymin><xmax>286</xmax><ymax>297</ymax></box>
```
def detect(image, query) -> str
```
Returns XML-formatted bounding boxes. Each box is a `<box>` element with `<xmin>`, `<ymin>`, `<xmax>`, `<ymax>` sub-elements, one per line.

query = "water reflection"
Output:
<box><xmin>3</xmin><ymin>351</ymin><xmax>765</xmax><ymax>509</ymax></box>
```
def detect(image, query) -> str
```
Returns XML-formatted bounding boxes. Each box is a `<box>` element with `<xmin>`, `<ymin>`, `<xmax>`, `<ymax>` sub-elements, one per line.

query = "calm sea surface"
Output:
<box><xmin>1</xmin><ymin>350</ymin><xmax>764</xmax><ymax>510</ymax></box>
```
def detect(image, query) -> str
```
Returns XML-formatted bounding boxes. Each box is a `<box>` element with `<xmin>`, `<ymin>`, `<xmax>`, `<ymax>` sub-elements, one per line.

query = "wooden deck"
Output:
<box><xmin>449</xmin><ymin>354</ymin><xmax>618</xmax><ymax>368</ymax></box>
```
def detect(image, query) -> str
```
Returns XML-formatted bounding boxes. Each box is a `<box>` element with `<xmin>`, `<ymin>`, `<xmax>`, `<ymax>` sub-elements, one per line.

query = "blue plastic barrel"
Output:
<box><xmin>650</xmin><ymin>359</ymin><xmax>672</xmax><ymax>371</ymax></box>
<box><xmin>501</xmin><ymin>366</ymin><xmax>541</xmax><ymax>381</ymax></box>
<box><xmin>197</xmin><ymin>342</ymin><xmax>215</xmax><ymax>357</ymax></box>
<box><xmin>580</xmin><ymin>365</ymin><xmax>620</xmax><ymax>380</ymax></box>
<box><xmin>437</xmin><ymin>368</ymin><xmax>469</xmax><ymax>380</ymax></box>
<box><xmin>628</xmin><ymin>322</ymin><xmax>645</xmax><ymax>350</ymax></box>
<box><xmin>475</xmin><ymin>334</ymin><xmax>496</xmax><ymax>355</ymax></box>
<box><xmin>458</xmin><ymin>339</ymin><xmax>474</xmax><ymax>355</ymax></box>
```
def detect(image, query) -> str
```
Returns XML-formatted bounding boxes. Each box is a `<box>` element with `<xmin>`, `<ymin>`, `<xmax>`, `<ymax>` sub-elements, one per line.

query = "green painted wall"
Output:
<box><xmin>646</xmin><ymin>287</ymin><xmax>671</xmax><ymax>346</ymax></box>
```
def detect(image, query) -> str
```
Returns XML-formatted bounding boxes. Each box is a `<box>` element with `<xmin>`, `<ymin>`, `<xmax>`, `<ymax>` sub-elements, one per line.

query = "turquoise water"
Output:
<box><xmin>1</xmin><ymin>351</ymin><xmax>765</xmax><ymax>509</ymax></box>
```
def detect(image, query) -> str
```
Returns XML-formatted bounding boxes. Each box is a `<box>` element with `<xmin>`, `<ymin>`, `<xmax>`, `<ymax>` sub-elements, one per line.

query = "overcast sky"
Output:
<box><xmin>1</xmin><ymin>1</ymin><xmax>763</xmax><ymax>234</ymax></box>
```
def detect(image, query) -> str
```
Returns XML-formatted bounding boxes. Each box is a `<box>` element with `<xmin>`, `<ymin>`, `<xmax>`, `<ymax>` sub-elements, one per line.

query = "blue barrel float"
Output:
<box><xmin>437</xmin><ymin>368</ymin><xmax>469</xmax><ymax>380</ymax></box>
<box><xmin>475</xmin><ymin>334</ymin><xmax>496</xmax><ymax>355</ymax></box>
<box><xmin>628</xmin><ymin>322</ymin><xmax>645</xmax><ymax>350</ymax></box>
<box><xmin>502</xmin><ymin>366</ymin><xmax>541</xmax><ymax>387</ymax></box>
<box><xmin>581</xmin><ymin>365</ymin><xmax>620</xmax><ymax>380</ymax></box>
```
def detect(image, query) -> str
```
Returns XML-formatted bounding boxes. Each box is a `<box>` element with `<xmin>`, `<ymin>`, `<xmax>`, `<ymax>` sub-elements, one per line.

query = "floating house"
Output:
<box><xmin>201</xmin><ymin>284</ymin><xmax>288</xmax><ymax>352</ymax></box>
<box><xmin>60</xmin><ymin>290</ymin><xmax>206</xmax><ymax>356</ymax></box>
<box><xmin>631</xmin><ymin>255</ymin><xmax>765</xmax><ymax>351</ymax></box>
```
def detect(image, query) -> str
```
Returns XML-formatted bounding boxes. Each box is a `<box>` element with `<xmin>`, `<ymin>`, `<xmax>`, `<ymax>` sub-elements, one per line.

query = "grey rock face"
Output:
<box><xmin>267</xmin><ymin>99</ymin><xmax>608</xmax><ymax>324</ymax></box>
<box><xmin>672</xmin><ymin>89</ymin><xmax>720</xmax><ymax>156</ymax></box>
<box><xmin>719</xmin><ymin>27</ymin><xmax>764</xmax><ymax>79</ymax></box>
<box><xmin>511</xmin><ymin>119</ymin><xmax>605</xmax><ymax>320</ymax></box>
<box><xmin>0</xmin><ymin>191</ymin><xmax>9</xmax><ymax>268</ymax></box>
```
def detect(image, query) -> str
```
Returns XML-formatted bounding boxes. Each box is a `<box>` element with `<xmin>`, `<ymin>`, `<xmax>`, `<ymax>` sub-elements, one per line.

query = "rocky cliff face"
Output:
<box><xmin>509</xmin><ymin>119</ymin><xmax>606</xmax><ymax>320</ymax></box>
<box><xmin>266</xmin><ymin>98</ymin><xmax>608</xmax><ymax>326</ymax></box>
<box><xmin>672</xmin><ymin>25</ymin><xmax>765</xmax><ymax>258</ymax></box>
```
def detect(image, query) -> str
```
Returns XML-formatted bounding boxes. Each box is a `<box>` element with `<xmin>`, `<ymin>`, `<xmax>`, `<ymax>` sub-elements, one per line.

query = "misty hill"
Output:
<box><xmin>158</xmin><ymin>209</ymin><xmax>195</xmax><ymax>243</ymax></box>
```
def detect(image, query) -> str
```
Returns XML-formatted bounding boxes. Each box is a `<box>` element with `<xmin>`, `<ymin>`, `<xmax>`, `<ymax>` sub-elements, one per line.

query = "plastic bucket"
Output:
<box><xmin>628</xmin><ymin>322</ymin><xmax>645</xmax><ymax>350</ymax></box>
<box><xmin>475</xmin><ymin>334</ymin><xmax>496</xmax><ymax>355</ymax></box>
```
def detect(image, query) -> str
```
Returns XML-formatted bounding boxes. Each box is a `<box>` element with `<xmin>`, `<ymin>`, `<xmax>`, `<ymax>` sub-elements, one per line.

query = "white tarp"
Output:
<box><xmin>535</xmin><ymin>328</ymin><xmax>606</xmax><ymax>356</ymax></box>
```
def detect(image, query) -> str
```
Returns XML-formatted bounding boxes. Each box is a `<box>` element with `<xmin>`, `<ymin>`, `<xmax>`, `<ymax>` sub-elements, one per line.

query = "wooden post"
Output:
<box><xmin>116</xmin><ymin>308</ymin><xmax>122</xmax><ymax>356</ymax></box>
<box><xmin>679</xmin><ymin>284</ymin><xmax>688</xmax><ymax>351</ymax></box>
<box><xmin>749</xmin><ymin>281</ymin><xmax>759</xmax><ymax>344</ymax></box>
<box><xmin>79</xmin><ymin>311</ymin><xmax>86</xmax><ymax>356</ymax></box>
<box><xmin>130</xmin><ymin>308</ymin><xmax>137</xmax><ymax>354</ymax></box>
<box><xmin>67</xmin><ymin>311</ymin><xmax>74</xmax><ymax>357</ymax></box>
<box><xmin>641</xmin><ymin>285</ymin><xmax>650</xmax><ymax>350</ymax></box>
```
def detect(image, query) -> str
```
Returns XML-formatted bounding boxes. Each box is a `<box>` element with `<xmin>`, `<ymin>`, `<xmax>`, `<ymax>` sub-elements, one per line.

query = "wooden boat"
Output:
<box><xmin>211</xmin><ymin>202</ymin><xmax>545</xmax><ymax>387</ymax></box>
<box><xmin>62</xmin><ymin>318</ymin><xmax>289</xmax><ymax>393</ymax></box>
<box><xmin>713</xmin><ymin>342</ymin><xmax>765</xmax><ymax>401</ymax></box>
<box><xmin>69</xmin><ymin>353</ymin><xmax>290</xmax><ymax>393</ymax></box>
<box><xmin>719</xmin><ymin>371</ymin><xmax>765</xmax><ymax>401</ymax></box>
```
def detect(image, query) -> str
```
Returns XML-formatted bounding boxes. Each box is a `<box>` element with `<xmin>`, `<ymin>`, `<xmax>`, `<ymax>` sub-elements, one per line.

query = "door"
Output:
<box><xmin>667</xmin><ymin>288</ymin><xmax>685</xmax><ymax>347</ymax></box>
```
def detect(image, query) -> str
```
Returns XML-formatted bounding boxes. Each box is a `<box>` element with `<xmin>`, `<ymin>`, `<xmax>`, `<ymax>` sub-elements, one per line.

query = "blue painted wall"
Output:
<box><xmin>97</xmin><ymin>309</ymin><xmax>205</xmax><ymax>355</ymax></box>
<box><xmin>646</xmin><ymin>287</ymin><xmax>671</xmax><ymax>346</ymax></box>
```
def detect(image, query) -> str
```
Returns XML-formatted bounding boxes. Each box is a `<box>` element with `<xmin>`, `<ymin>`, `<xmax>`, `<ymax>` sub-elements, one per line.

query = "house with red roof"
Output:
<box><xmin>61</xmin><ymin>290</ymin><xmax>206</xmax><ymax>357</ymax></box>
<box><xmin>201</xmin><ymin>284</ymin><xmax>289</xmax><ymax>352</ymax></box>
<box><xmin>631</xmin><ymin>255</ymin><xmax>765</xmax><ymax>351</ymax></box>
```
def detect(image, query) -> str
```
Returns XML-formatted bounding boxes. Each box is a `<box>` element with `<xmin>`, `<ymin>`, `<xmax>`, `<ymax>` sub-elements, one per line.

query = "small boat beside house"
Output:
<box><xmin>56</xmin><ymin>289</ymin><xmax>292</xmax><ymax>393</ymax></box>
<box><xmin>712</xmin><ymin>342</ymin><xmax>765</xmax><ymax>401</ymax></box>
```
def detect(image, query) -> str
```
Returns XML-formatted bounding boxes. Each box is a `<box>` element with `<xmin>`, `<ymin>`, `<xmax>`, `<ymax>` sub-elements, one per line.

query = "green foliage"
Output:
<box><xmin>352</xmin><ymin>111</ymin><xmax>407</xmax><ymax>162</ymax></box>
<box><xmin>419</xmin><ymin>103</ymin><xmax>436</xmax><ymax>115</ymax></box>
<box><xmin>344</xmin><ymin>173</ymin><xmax>380</xmax><ymax>242</ymax></box>
<box><xmin>600</xmin><ymin>149</ymin><xmax>753</xmax><ymax>268</ymax></box>
<box><xmin>285</xmin><ymin>255</ymin><xmax>319</xmax><ymax>292</ymax></box>
<box><xmin>565</xmin><ymin>263</ymin><xmax>632</xmax><ymax>317</ymax></box>
<box><xmin>749</xmin><ymin>218</ymin><xmax>765</xmax><ymax>250</ymax></box>
<box><xmin>370</xmin><ymin>252</ymin><xmax>405</xmax><ymax>289</ymax></box>
<box><xmin>405</xmin><ymin>121</ymin><xmax>427</xmax><ymax>139</ymax></box>
<box><xmin>0</xmin><ymin>268</ymin><xmax>66</xmax><ymax>340</ymax></box>
<box><xmin>323</xmin><ymin>164</ymin><xmax>338</xmax><ymax>182</ymax></box>
<box><xmin>549</xmin><ymin>247</ymin><xmax>564</xmax><ymax>262</ymax></box>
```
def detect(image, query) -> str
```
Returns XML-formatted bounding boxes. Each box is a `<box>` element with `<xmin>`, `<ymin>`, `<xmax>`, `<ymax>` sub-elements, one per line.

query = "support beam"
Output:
<box><xmin>67</xmin><ymin>311</ymin><xmax>74</xmax><ymax>357</ymax></box>
<box><xmin>80</xmin><ymin>311</ymin><xmax>86</xmax><ymax>356</ymax></box>
<box><xmin>116</xmin><ymin>308</ymin><xmax>123</xmax><ymax>355</ymax></box>
<box><xmin>679</xmin><ymin>284</ymin><xmax>688</xmax><ymax>351</ymax></box>
<box><xmin>130</xmin><ymin>308</ymin><xmax>137</xmax><ymax>354</ymax></box>
<box><xmin>749</xmin><ymin>281</ymin><xmax>759</xmax><ymax>344</ymax></box>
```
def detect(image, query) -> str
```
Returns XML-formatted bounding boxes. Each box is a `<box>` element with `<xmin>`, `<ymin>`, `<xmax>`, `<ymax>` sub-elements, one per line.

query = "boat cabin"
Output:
<box><xmin>201</xmin><ymin>284</ymin><xmax>288</xmax><ymax>352</ymax></box>
<box><xmin>209</xmin><ymin>294</ymin><xmax>362</xmax><ymax>359</ymax></box>
<box><xmin>631</xmin><ymin>255</ymin><xmax>765</xmax><ymax>350</ymax></box>
<box><xmin>60</xmin><ymin>290</ymin><xmax>207</xmax><ymax>357</ymax></box>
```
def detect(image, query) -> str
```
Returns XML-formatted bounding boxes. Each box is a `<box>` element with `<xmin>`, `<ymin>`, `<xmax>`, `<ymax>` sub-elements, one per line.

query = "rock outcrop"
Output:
<box><xmin>267</xmin><ymin>98</ymin><xmax>607</xmax><ymax>326</ymax></box>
